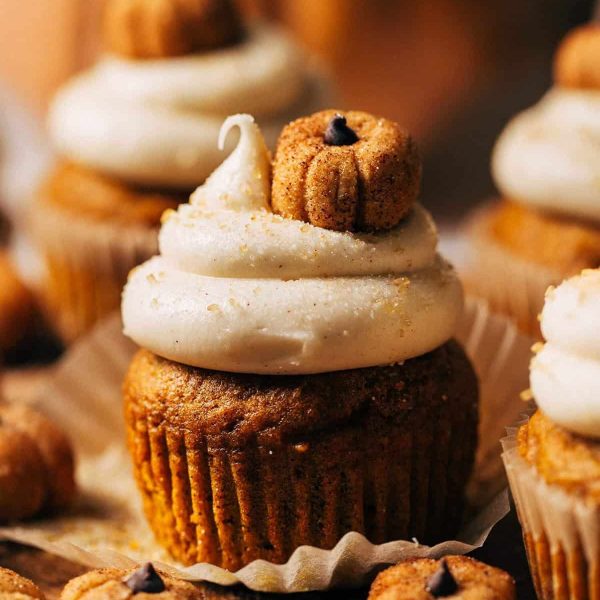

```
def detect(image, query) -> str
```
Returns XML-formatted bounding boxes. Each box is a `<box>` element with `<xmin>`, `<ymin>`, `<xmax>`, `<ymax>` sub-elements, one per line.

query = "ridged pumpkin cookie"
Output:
<box><xmin>272</xmin><ymin>110</ymin><xmax>422</xmax><ymax>232</ymax></box>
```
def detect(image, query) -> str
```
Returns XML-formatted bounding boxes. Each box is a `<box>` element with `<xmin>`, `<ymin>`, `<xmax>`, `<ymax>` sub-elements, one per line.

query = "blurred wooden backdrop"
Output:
<box><xmin>0</xmin><ymin>0</ymin><xmax>593</xmax><ymax>216</ymax></box>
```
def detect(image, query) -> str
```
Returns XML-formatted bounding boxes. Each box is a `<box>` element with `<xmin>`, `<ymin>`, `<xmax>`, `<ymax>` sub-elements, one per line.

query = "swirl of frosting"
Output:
<box><xmin>122</xmin><ymin>115</ymin><xmax>463</xmax><ymax>374</ymax></box>
<box><xmin>492</xmin><ymin>88</ymin><xmax>600</xmax><ymax>222</ymax></box>
<box><xmin>531</xmin><ymin>269</ymin><xmax>600</xmax><ymax>438</ymax></box>
<box><xmin>48</xmin><ymin>24</ymin><xmax>322</xmax><ymax>189</ymax></box>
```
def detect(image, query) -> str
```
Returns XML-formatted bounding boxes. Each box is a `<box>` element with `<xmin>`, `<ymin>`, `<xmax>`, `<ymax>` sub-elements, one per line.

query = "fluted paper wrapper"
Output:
<box><xmin>30</xmin><ymin>198</ymin><xmax>160</xmax><ymax>343</ymax></box>
<box><xmin>502</xmin><ymin>420</ymin><xmax>600</xmax><ymax>599</ymax></box>
<box><xmin>464</xmin><ymin>206</ymin><xmax>566</xmax><ymax>337</ymax></box>
<box><xmin>0</xmin><ymin>298</ymin><xmax>531</xmax><ymax>593</ymax></box>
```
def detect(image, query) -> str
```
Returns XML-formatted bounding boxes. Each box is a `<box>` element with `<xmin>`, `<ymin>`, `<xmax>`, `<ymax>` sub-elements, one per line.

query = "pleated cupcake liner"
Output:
<box><xmin>0</xmin><ymin>297</ymin><xmax>531</xmax><ymax>592</ymax></box>
<box><xmin>30</xmin><ymin>198</ymin><xmax>159</xmax><ymax>343</ymax></box>
<box><xmin>125</xmin><ymin>397</ymin><xmax>477</xmax><ymax>572</ymax></box>
<box><xmin>463</xmin><ymin>206</ymin><xmax>566</xmax><ymax>338</ymax></box>
<box><xmin>502</xmin><ymin>421</ymin><xmax>600</xmax><ymax>600</ymax></box>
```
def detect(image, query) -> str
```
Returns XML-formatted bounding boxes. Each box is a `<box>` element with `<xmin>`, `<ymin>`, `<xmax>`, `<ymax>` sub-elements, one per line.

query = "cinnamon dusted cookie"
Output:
<box><xmin>555</xmin><ymin>24</ymin><xmax>600</xmax><ymax>89</ymax></box>
<box><xmin>103</xmin><ymin>0</ymin><xmax>245</xmax><ymax>59</ymax></box>
<box><xmin>271</xmin><ymin>110</ymin><xmax>421</xmax><ymax>232</ymax></box>
<box><xmin>368</xmin><ymin>556</ymin><xmax>515</xmax><ymax>599</ymax></box>
<box><xmin>61</xmin><ymin>563</ymin><xmax>202</xmax><ymax>599</ymax></box>
<box><xmin>0</xmin><ymin>566</ymin><xmax>45</xmax><ymax>599</ymax></box>
<box><xmin>0</xmin><ymin>404</ymin><xmax>76</xmax><ymax>522</ymax></box>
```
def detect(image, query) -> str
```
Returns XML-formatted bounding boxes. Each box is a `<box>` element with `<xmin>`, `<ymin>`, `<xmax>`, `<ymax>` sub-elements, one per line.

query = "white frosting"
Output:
<box><xmin>492</xmin><ymin>88</ymin><xmax>600</xmax><ymax>222</ymax></box>
<box><xmin>122</xmin><ymin>115</ymin><xmax>464</xmax><ymax>374</ymax></box>
<box><xmin>531</xmin><ymin>269</ymin><xmax>600</xmax><ymax>438</ymax></box>
<box><xmin>48</xmin><ymin>24</ymin><xmax>323</xmax><ymax>189</ymax></box>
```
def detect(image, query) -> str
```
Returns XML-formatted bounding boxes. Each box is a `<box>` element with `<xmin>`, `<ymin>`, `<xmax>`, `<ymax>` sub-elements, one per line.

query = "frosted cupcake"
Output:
<box><xmin>32</xmin><ymin>0</ymin><xmax>330</xmax><ymax>342</ymax></box>
<box><xmin>467</xmin><ymin>24</ymin><xmax>600</xmax><ymax>335</ymax></box>
<box><xmin>121</xmin><ymin>111</ymin><xmax>479</xmax><ymax>570</ymax></box>
<box><xmin>503</xmin><ymin>269</ymin><xmax>600</xmax><ymax>599</ymax></box>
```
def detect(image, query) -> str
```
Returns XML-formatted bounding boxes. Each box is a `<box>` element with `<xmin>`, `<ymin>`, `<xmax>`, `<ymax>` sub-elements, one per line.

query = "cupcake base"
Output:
<box><xmin>502</xmin><ymin>414</ymin><xmax>600</xmax><ymax>600</ymax></box>
<box><xmin>124</xmin><ymin>342</ymin><xmax>479</xmax><ymax>571</ymax></box>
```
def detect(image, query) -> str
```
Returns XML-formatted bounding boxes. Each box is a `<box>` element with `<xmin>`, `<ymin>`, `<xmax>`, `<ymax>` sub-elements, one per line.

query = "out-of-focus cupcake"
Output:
<box><xmin>32</xmin><ymin>0</ymin><xmax>331</xmax><ymax>343</ymax></box>
<box><xmin>121</xmin><ymin>111</ymin><xmax>478</xmax><ymax>570</ymax></box>
<box><xmin>466</xmin><ymin>24</ymin><xmax>600</xmax><ymax>335</ymax></box>
<box><xmin>503</xmin><ymin>269</ymin><xmax>600</xmax><ymax>599</ymax></box>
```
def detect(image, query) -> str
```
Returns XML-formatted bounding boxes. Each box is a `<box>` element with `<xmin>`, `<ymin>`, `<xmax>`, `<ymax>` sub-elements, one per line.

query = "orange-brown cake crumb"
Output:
<box><xmin>0</xmin><ymin>566</ymin><xmax>45</xmax><ymax>599</ymax></box>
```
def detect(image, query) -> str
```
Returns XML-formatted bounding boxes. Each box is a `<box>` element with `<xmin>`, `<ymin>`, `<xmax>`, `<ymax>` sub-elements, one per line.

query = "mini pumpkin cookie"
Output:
<box><xmin>0</xmin><ymin>566</ymin><xmax>45</xmax><ymax>599</ymax></box>
<box><xmin>103</xmin><ymin>0</ymin><xmax>245</xmax><ymax>59</ymax></box>
<box><xmin>0</xmin><ymin>403</ymin><xmax>76</xmax><ymax>522</ymax></box>
<box><xmin>554</xmin><ymin>24</ymin><xmax>600</xmax><ymax>90</ymax></box>
<box><xmin>271</xmin><ymin>110</ymin><xmax>422</xmax><ymax>232</ymax></box>
<box><xmin>61</xmin><ymin>563</ymin><xmax>202</xmax><ymax>599</ymax></box>
<box><xmin>368</xmin><ymin>556</ymin><xmax>516</xmax><ymax>599</ymax></box>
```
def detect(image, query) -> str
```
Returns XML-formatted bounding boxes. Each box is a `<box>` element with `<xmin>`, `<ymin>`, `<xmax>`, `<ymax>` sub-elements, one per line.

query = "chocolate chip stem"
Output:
<box><xmin>324</xmin><ymin>114</ymin><xmax>359</xmax><ymax>146</ymax></box>
<box><xmin>125</xmin><ymin>563</ymin><xmax>166</xmax><ymax>594</ymax></box>
<box><xmin>426</xmin><ymin>559</ymin><xmax>458</xmax><ymax>597</ymax></box>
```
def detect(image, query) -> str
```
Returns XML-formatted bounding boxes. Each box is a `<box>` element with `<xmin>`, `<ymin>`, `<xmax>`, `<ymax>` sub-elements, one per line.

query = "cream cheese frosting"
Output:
<box><xmin>492</xmin><ymin>88</ymin><xmax>600</xmax><ymax>222</ymax></box>
<box><xmin>531</xmin><ymin>269</ymin><xmax>600</xmax><ymax>438</ymax></box>
<box><xmin>122</xmin><ymin>114</ymin><xmax>464</xmax><ymax>374</ymax></box>
<box><xmin>48</xmin><ymin>24</ymin><xmax>326</xmax><ymax>189</ymax></box>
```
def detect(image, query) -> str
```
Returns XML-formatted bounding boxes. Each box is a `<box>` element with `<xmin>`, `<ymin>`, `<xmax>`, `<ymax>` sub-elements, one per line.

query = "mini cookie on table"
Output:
<box><xmin>368</xmin><ymin>557</ymin><xmax>515</xmax><ymax>600</ymax></box>
<box><xmin>0</xmin><ymin>566</ymin><xmax>45</xmax><ymax>599</ymax></box>
<box><xmin>61</xmin><ymin>563</ymin><xmax>202</xmax><ymax>599</ymax></box>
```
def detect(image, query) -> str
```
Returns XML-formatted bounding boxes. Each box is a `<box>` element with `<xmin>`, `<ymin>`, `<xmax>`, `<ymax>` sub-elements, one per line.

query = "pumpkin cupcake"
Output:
<box><xmin>121</xmin><ymin>111</ymin><xmax>478</xmax><ymax>571</ymax></box>
<box><xmin>0</xmin><ymin>567</ymin><xmax>45</xmax><ymax>599</ymax></box>
<box><xmin>32</xmin><ymin>0</ymin><xmax>331</xmax><ymax>343</ymax></box>
<box><xmin>368</xmin><ymin>556</ymin><xmax>515</xmax><ymax>599</ymax></box>
<box><xmin>503</xmin><ymin>269</ymin><xmax>600</xmax><ymax>599</ymax></box>
<box><xmin>466</xmin><ymin>23</ymin><xmax>600</xmax><ymax>335</ymax></box>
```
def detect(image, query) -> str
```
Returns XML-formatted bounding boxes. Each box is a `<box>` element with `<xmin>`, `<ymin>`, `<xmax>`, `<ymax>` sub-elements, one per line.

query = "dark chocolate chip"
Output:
<box><xmin>125</xmin><ymin>563</ymin><xmax>166</xmax><ymax>594</ymax></box>
<box><xmin>426</xmin><ymin>559</ymin><xmax>458</xmax><ymax>597</ymax></box>
<box><xmin>324</xmin><ymin>114</ymin><xmax>359</xmax><ymax>146</ymax></box>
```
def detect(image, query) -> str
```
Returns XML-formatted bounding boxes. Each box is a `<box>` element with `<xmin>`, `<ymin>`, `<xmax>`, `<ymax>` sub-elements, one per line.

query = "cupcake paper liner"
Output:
<box><xmin>30</xmin><ymin>197</ymin><xmax>160</xmax><ymax>343</ymax></box>
<box><xmin>502</xmin><ymin>420</ymin><xmax>600</xmax><ymax>600</ymax></box>
<box><xmin>463</xmin><ymin>206</ymin><xmax>566</xmax><ymax>338</ymax></box>
<box><xmin>0</xmin><ymin>298</ymin><xmax>531</xmax><ymax>593</ymax></box>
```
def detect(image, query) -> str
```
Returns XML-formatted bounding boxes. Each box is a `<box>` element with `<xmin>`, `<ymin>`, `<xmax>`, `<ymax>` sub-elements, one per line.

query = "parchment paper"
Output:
<box><xmin>0</xmin><ymin>298</ymin><xmax>532</xmax><ymax>592</ymax></box>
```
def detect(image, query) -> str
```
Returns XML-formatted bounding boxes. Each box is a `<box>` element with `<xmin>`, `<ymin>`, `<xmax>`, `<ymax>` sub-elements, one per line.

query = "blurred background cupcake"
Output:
<box><xmin>465</xmin><ymin>21</ymin><xmax>600</xmax><ymax>335</ymax></box>
<box><xmin>503</xmin><ymin>269</ymin><xmax>600</xmax><ymax>599</ymax></box>
<box><xmin>27</xmin><ymin>0</ymin><xmax>332</xmax><ymax>343</ymax></box>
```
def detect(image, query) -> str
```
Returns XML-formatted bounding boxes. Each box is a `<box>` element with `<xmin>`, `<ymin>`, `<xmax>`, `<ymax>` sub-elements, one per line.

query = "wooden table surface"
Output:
<box><xmin>0</xmin><ymin>505</ymin><xmax>535</xmax><ymax>600</ymax></box>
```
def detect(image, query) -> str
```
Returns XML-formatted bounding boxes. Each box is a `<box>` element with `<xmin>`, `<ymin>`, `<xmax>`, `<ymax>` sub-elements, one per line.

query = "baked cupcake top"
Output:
<box><xmin>0</xmin><ymin>566</ymin><xmax>45</xmax><ymax>599</ymax></box>
<box><xmin>122</xmin><ymin>113</ymin><xmax>463</xmax><ymax>374</ymax></box>
<box><xmin>368</xmin><ymin>556</ymin><xmax>515</xmax><ymax>600</ymax></box>
<box><xmin>492</xmin><ymin>24</ymin><xmax>600</xmax><ymax>222</ymax></box>
<box><xmin>48</xmin><ymin>2</ymin><xmax>316</xmax><ymax>189</ymax></box>
<box><xmin>530</xmin><ymin>268</ymin><xmax>600</xmax><ymax>438</ymax></box>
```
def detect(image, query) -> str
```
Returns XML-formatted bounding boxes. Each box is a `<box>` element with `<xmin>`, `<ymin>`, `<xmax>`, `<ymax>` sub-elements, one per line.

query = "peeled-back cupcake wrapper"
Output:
<box><xmin>0</xmin><ymin>298</ymin><xmax>531</xmax><ymax>593</ymax></box>
<box><xmin>463</xmin><ymin>205</ymin><xmax>566</xmax><ymax>337</ymax></box>
<box><xmin>502</xmin><ymin>422</ymin><xmax>600</xmax><ymax>600</ymax></box>
<box><xmin>30</xmin><ymin>198</ymin><xmax>160</xmax><ymax>342</ymax></box>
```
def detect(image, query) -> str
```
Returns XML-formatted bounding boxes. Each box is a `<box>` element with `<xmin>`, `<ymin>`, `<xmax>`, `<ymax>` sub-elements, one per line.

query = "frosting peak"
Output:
<box><xmin>122</xmin><ymin>115</ymin><xmax>463</xmax><ymax>374</ymax></box>
<box><xmin>190</xmin><ymin>114</ymin><xmax>271</xmax><ymax>211</ymax></box>
<box><xmin>531</xmin><ymin>269</ymin><xmax>600</xmax><ymax>438</ymax></box>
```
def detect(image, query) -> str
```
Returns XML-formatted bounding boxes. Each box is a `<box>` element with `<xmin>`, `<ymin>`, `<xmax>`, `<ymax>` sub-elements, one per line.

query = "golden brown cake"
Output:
<box><xmin>368</xmin><ymin>556</ymin><xmax>515</xmax><ymax>600</ymax></box>
<box><xmin>0</xmin><ymin>566</ymin><xmax>45</xmax><ymax>599</ymax></box>
<box><xmin>124</xmin><ymin>342</ymin><xmax>478</xmax><ymax>569</ymax></box>
<box><xmin>502</xmin><ymin>269</ymin><xmax>600</xmax><ymax>599</ymax></box>
<box><xmin>0</xmin><ymin>253</ymin><xmax>36</xmax><ymax>358</ymax></box>
<box><xmin>466</xmin><ymin>24</ymin><xmax>600</xmax><ymax>335</ymax></box>
<box><xmin>33</xmin><ymin>0</ymin><xmax>330</xmax><ymax>343</ymax></box>
<box><xmin>122</xmin><ymin>113</ymin><xmax>477</xmax><ymax>570</ymax></box>
<box><xmin>61</xmin><ymin>563</ymin><xmax>202</xmax><ymax>599</ymax></box>
<box><xmin>0</xmin><ymin>403</ymin><xmax>76</xmax><ymax>522</ymax></box>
